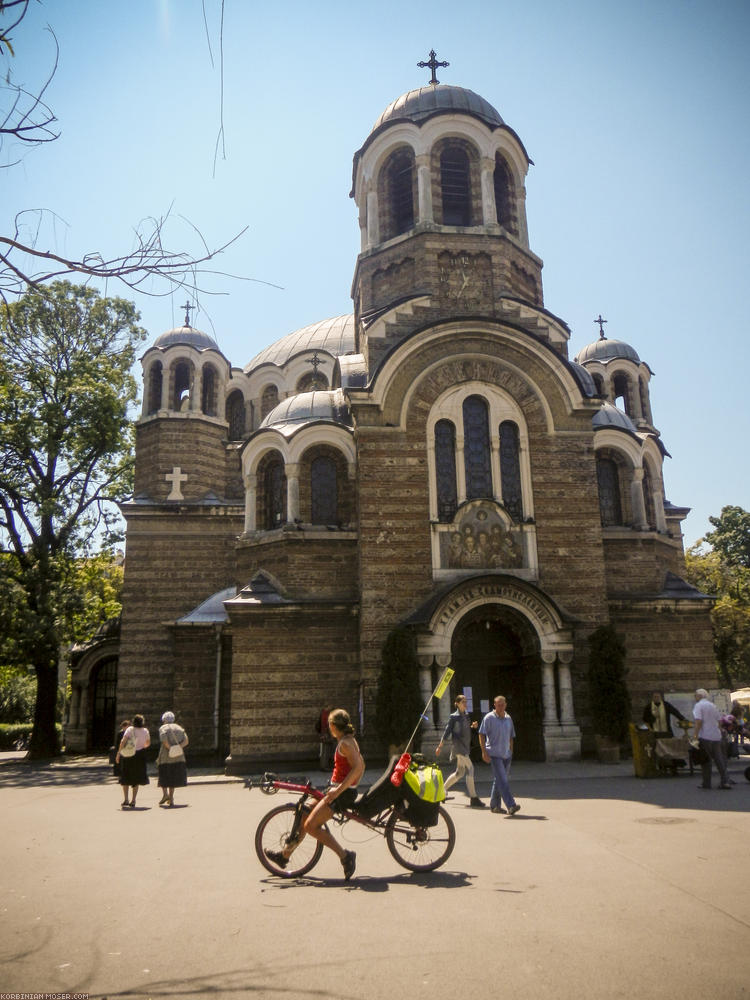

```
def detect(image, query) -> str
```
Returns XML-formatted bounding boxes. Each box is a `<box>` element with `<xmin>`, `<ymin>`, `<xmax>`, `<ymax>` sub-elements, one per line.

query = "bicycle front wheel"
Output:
<box><xmin>385</xmin><ymin>805</ymin><xmax>456</xmax><ymax>872</ymax></box>
<box><xmin>255</xmin><ymin>803</ymin><xmax>323</xmax><ymax>878</ymax></box>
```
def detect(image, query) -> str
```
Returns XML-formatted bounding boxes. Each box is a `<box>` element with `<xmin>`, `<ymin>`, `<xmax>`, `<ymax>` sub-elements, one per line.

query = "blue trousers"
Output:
<box><xmin>699</xmin><ymin>738</ymin><xmax>730</xmax><ymax>788</ymax></box>
<box><xmin>489</xmin><ymin>755</ymin><xmax>516</xmax><ymax>809</ymax></box>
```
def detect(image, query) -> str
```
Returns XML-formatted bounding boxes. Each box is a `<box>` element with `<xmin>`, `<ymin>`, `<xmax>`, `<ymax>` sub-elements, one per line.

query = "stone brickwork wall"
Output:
<box><xmin>227</xmin><ymin>604</ymin><xmax>359</xmax><ymax>766</ymax></box>
<box><xmin>134</xmin><ymin>416</ymin><xmax>235</xmax><ymax>501</ymax></box>
<box><xmin>116</xmin><ymin>505</ymin><xmax>243</xmax><ymax>750</ymax></box>
<box><xmin>602</xmin><ymin>535</ymin><xmax>685</xmax><ymax>597</ymax></box>
<box><xmin>171</xmin><ymin>627</ymin><xmax>233</xmax><ymax>756</ymax></box>
<box><xmin>235</xmin><ymin>534</ymin><xmax>359</xmax><ymax>599</ymax></box>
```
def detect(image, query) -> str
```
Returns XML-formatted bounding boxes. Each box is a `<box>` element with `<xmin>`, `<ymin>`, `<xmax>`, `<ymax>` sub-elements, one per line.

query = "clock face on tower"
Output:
<box><xmin>438</xmin><ymin>252</ymin><xmax>488</xmax><ymax>306</ymax></box>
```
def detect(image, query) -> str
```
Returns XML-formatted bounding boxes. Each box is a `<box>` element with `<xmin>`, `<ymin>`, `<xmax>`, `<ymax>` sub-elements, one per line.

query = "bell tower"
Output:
<box><xmin>350</xmin><ymin>58</ymin><xmax>553</xmax><ymax>374</ymax></box>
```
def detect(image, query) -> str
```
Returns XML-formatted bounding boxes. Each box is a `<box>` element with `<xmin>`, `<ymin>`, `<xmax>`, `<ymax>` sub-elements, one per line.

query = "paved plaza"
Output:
<box><xmin>1</xmin><ymin>753</ymin><xmax>749</xmax><ymax>1000</ymax></box>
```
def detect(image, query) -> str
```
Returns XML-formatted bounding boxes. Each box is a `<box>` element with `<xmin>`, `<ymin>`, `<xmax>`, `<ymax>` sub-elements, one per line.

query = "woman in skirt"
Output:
<box><xmin>156</xmin><ymin>711</ymin><xmax>189</xmax><ymax>807</ymax></box>
<box><xmin>115</xmin><ymin>714</ymin><xmax>150</xmax><ymax>809</ymax></box>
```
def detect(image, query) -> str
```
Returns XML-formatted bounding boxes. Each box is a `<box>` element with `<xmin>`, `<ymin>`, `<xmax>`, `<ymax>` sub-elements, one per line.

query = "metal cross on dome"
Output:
<box><xmin>307</xmin><ymin>350</ymin><xmax>324</xmax><ymax>387</ymax></box>
<box><xmin>418</xmin><ymin>49</ymin><xmax>449</xmax><ymax>86</ymax></box>
<box><xmin>594</xmin><ymin>314</ymin><xmax>608</xmax><ymax>339</ymax></box>
<box><xmin>181</xmin><ymin>301</ymin><xmax>194</xmax><ymax>328</ymax></box>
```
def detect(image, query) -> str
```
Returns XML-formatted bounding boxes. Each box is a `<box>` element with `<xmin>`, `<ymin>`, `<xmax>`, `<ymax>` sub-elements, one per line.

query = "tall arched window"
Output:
<box><xmin>493</xmin><ymin>155</ymin><xmax>515</xmax><ymax>233</ymax></box>
<box><xmin>296</xmin><ymin>371</ymin><xmax>329</xmax><ymax>393</ymax></box>
<box><xmin>261</xmin><ymin>384</ymin><xmax>279</xmax><ymax>421</ymax></box>
<box><xmin>596</xmin><ymin>457</ymin><xmax>623</xmax><ymax>527</ymax></box>
<box><xmin>463</xmin><ymin>396</ymin><xmax>492</xmax><ymax>499</ymax></box>
<box><xmin>642</xmin><ymin>466</ymin><xmax>656</xmax><ymax>530</ymax></box>
<box><xmin>435</xmin><ymin>419</ymin><xmax>458</xmax><ymax>522</ymax></box>
<box><xmin>147</xmin><ymin>361</ymin><xmax>162</xmax><ymax>415</ymax></box>
<box><xmin>226</xmin><ymin>390</ymin><xmax>245</xmax><ymax>440</ymax></box>
<box><xmin>201</xmin><ymin>364</ymin><xmax>218</xmax><ymax>416</ymax></box>
<box><xmin>500</xmin><ymin>421</ymin><xmax>523</xmax><ymax>521</ymax></box>
<box><xmin>441</xmin><ymin>146</ymin><xmax>471</xmax><ymax>226</ymax></box>
<box><xmin>263</xmin><ymin>456</ymin><xmax>286</xmax><ymax>529</ymax></box>
<box><xmin>173</xmin><ymin>360</ymin><xmax>191</xmax><ymax>410</ymax></box>
<box><xmin>613</xmin><ymin>373</ymin><xmax>633</xmax><ymax>418</ymax></box>
<box><xmin>311</xmin><ymin>455</ymin><xmax>338</xmax><ymax>525</ymax></box>
<box><xmin>388</xmin><ymin>150</ymin><xmax>415</xmax><ymax>236</ymax></box>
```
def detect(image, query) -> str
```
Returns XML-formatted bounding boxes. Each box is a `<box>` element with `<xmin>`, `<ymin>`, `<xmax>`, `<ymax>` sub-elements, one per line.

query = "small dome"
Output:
<box><xmin>245</xmin><ymin>315</ymin><xmax>355</xmax><ymax>373</ymax></box>
<box><xmin>592</xmin><ymin>402</ymin><xmax>638</xmax><ymax>434</ymax></box>
<box><xmin>151</xmin><ymin>326</ymin><xmax>220</xmax><ymax>352</ymax></box>
<box><xmin>575</xmin><ymin>338</ymin><xmax>641</xmax><ymax>366</ymax></box>
<box><xmin>568</xmin><ymin>361</ymin><xmax>597</xmax><ymax>398</ymax></box>
<box><xmin>372</xmin><ymin>84</ymin><xmax>505</xmax><ymax>134</ymax></box>
<box><xmin>260</xmin><ymin>389</ymin><xmax>352</xmax><ymax>433</ymax></box>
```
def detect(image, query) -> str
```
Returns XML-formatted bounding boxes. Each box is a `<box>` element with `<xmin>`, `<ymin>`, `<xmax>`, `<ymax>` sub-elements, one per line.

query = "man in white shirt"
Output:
<box><xmin>693</xmin><ymin>688</ymin><xmax>731</xmax><ymax>790</ymax></box>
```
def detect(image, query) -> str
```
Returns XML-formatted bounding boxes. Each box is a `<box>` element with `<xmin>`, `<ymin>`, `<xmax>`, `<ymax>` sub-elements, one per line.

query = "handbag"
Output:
<box><xmin>120</xmin><ymin>733</ymin><xmax>136</xmax><ymax>758</ymax></box>
<box><xmin>168</xmin><ymin>742</ymin><xmax>183</xmax><ymax>758</ymax></box>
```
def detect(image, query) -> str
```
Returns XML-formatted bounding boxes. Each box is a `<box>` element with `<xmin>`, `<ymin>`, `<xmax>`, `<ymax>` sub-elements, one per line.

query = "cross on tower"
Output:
<box><xmin>417</xmin><ymin>49</ymin><xmax>449</xmax><ymax>86</ymax></box>
<box><xmin>165</xmin><ymin>466</ymin><xmax>188</xmax><ymax>501</ymax></box>
<box><xmin>181</xmin><ymin>301</ymin><xmax>194</xmax><ymax>328</ymax></box>
<box><xmin>307</xmin><ymin>350</ymin><xmax>324</xmax><ymax>387</ymax></box>
<box><xmin>594</xmin><ymin>314</ymin><xmax>608</xmax><ymax>339</ymax></box>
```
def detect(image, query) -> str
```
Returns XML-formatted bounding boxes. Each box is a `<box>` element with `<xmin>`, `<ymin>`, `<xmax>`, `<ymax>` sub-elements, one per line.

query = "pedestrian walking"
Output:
<box><xmin>115</xmin><ymin>714</ymin><xmax>150</xmax><ymax>809</ymax></box>
<box><xmin>692</xmin><ymin>688</ymin><xmax>731</xmax><ymax>790</ymax></box>
<box><xmin>157</xmin><ymin>711</ymin><xmax>189</xmax><ymax>807</ymax></box>
<box><xmin>478</xmin><ymin>695</ymin><xmax>520</xmax><ymax>815</ymax></box>
<box><xmin>436</xmin><ymin>694</ymin><xmax>485</xmax><ymax>807</ymax></box>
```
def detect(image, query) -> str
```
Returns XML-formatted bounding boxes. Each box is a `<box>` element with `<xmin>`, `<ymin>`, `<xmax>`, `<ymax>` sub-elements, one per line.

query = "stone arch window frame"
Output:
<box><xmin>641</xmin><ymin>442</ymin><xmax>667</xmax><ymax>532</ymax></box>
<box><xmin>140</xmin><ymin>344</ymin><xmax>230</xmax><ymax>416</ymax></box>
<box><xmin>285</xmin><ymin>351</ymin><xmax>335</xmax><ymax>394</ymax></box>
<box><xmin>241</xmin><ymin>424</ymin><xmax>356</xmax><ymax>534</ymax></box>
<box><xmin>225</xmin><ymin>386</ymin><xmax>248</xmax><ymax>440</ymax></box>
<box><xmin>259</xmin><ymin>381</ymin><xmax>282</xmax><ymax>422</ymax></box>
<box><xmin>638</xmin><ymin>370</ymin><xmax>654</xmax><ymax>425</ymax></box>
<box><xmin>431</xmin><ymin>135</ymin><xmax>481</xmax><ymax>227</ymax></box>
<box><xmin>377</xmin><ymin>144</ymin><xmax>418</xmax><ymax>241</ymax></box>
<box><xmin>352</xmin><ymin>116</ymin><xmax>532</xmax><ymax>253</ymax></box>
<box><xmin>425</xmin><ymin>380</ymin><xmax>533</xmax><ymax>522</ymax></box>
<box><xmin>170</xmin><ymin>355</ymin><xmax>195</xmax><ymax>412</ymax></box>
<box><xmin>295</xmin><ymin>441</ymin><xmax>353</xmax><ymax>527</ymax></box>
<box><xmin>254</xmin><ymin>446</ymin><xmax>288</xmax><ymax>531</ymax></box>
<box><xmin>200</xmin><ymin>360</ymin><xmax>221</xmax><ymax>417</ymax></box>
<box><xmin>593</xmin><ymin>434</ymin><xmax>646</xmax><ymax>530</ymax></box>
<box><xmin>493</xmin><ymin>151</ymin><xmax>519</xmax><ymax>235</ymax></box>
<box><xmin>144</xmin><ymin>358</ymin><xmax>164</xmax><ymax>416</ymax></box>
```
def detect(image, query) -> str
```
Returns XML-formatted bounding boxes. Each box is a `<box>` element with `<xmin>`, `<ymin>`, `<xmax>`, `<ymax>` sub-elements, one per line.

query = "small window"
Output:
<box><xmin>441</xmin><ymin>147</ymin><xmax>471</xmax><ymax>226</ymax></box>
<box><xmin>226</xmin><ymin>390</ymin><xmax>245</xmax><ymax>439</ymax></box>
<box><xmin>202</xmin><ymin>365</ymin><xmax>218</xmax><ymax>416</ymax></box>
<box><xmin>311</xmin><ymin>456</ymin><xmax>338</xmax><ymax>525</ymax></box>
<box><xmin>500</xmin><ymin>421</ymin><xmax>523</xmax><ymax>521</ymax></box>
<box><xmin>389</xmin><ymin>151</ymin><xmax>415</xmax><ymax>235</ymax></box>
<box><xmin>435</xmin><ymin>419</ymin><xmax>458</xmax><ymax>522</ymax></box>
<box><xmin>173</xmin><ymin>360</ymin><xmax>191</xmax><ymax>411</ymax></box>
<box><xmin>263</xmin><ymin>457</ymin><xmax>286</xmax><ymax>529</ymax></box>
<box><xmin>261</xmin><ymin>384</ymin><xmax>279</xmax><ymax>421</ymax></box>
<box><xmin>463</xmin><ymin>396</ymin><xmax>492</xmax><ymax>499</ymax></box>
<box><xmin>296</xmin><ymin>371</ymin><xmax>328</xmax><ymax>393</ymax></box>
<box><xmin>642</xmin><ymin>466</ymin><xmax>656</xmax><ymax>530</ymax></box>
<box><xmin>493</xmin><ymin>155</ymin><xmax>515</xmax><ymax>233</ymax></box>
<box><xmin>613</xmin><ymin>373</ymin><xmax>632</xmax><ymax>417</ymax></box>
<box><xmin>147</xmin><ymin>362</ymin><xmax>162</xmax><ymax>415</ymax></box>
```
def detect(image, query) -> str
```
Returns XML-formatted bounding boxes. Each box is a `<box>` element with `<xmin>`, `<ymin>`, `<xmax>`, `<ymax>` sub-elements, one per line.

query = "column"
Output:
<box><xmin>540</xmin><ymin>652</ymin><xmax>559</xmax><ymax>725</ymax></box>
<box><xmin>490</xmin><ymin>430</ymin><xmax>502</xmax><ymax>502</ymax></box>
<box><xmin>480</xmin><ymin>156</ymin><xmax>497</xmax><ymax>226</ymax></box>
<box><xmin>455</xmin><ymin>435</ymin><xmax>467</xmax><ymax>504</ymax></box>
<box><xmin>286</xmin><ymin>463</ymin><xmax>300</xmax><ymax>524</ymax></box>
<box><xmin>416</xmin><ymin>154</ymin><xmax>433</xmax><ymax>224</ymax></box>
<box><xmin>190</xmin><ymin>366</ymin><xmax>202</xmax><ymax>412</ymax></box>
<box><xmin>557</xmin><ymin>652</ymin><xmax>576</xmax><ymax>726</ymax></box>
<box><xmin>243</xmin><ymin>474</ymin><xmax>256</xmax><ymax>533</ymax></box>
<box><xmin>161</xmin><ymin>365</ymin><xmax>170</xmax><ymax>411</ymax></box>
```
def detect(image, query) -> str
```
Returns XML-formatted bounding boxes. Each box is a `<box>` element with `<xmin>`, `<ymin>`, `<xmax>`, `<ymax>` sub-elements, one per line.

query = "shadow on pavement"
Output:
<box><xmin>259</xmin><ymin>869</ymin><xmax>474</xmax><ymax>891</ymax></box>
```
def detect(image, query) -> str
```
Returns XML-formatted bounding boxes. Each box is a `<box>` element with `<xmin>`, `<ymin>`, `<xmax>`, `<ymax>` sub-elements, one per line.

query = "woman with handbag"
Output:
<box><xmin>156</xmin><ymin>711</ymin><xmax>189</xmax><ymax>807</ymax></box>
<box><xmin>115</xmin><ymin>714</ymin><xmax>151</xmax><ymax>809</ymax></box>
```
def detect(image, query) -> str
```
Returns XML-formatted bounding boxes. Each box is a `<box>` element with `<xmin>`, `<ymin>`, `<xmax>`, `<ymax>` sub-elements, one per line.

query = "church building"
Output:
<box><xmin>67</xmin><ymin>62</ymin><xmax>714</xmax><ymax>766</ymax></box>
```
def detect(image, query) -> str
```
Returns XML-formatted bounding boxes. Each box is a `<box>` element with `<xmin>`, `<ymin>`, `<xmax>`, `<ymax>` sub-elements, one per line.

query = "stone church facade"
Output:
<box><xmin>67</xmin><ymin>76</ymin><xmax>714</xmax><ymax>766</ymax></box>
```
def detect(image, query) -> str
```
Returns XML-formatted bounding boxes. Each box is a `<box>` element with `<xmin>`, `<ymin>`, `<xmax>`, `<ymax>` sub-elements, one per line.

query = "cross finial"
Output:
<box><xmin>594</xmin><ymin>314</ymin><xmax>608</xmax><ymax>339</ymax></box>
<box><xmin>181</xmin><ymin>301</ymin><xmax>194</xmax><ymax>328</ymax></box>
<box><xmin>307</xmin><ymin>350</ymin><xmax>324</xmax><ymax>388</ymax></box>
<box><xmin>418</xmin><ymin>49</ymin><xmax>449</xmax><ymax>86</ymax></box>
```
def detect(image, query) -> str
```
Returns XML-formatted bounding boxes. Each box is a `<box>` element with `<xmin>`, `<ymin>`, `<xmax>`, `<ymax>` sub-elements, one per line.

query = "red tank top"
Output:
<box><xmin>331</xmin><ymin>744</ymin><xmax>352</xmax><ymax>784</ymax></box>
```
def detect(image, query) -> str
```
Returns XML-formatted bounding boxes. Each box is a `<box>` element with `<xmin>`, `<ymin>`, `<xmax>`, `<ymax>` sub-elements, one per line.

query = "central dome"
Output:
<box><xmin>371</xmin><ymin>84</ymin><xmax>505</xmax><ymax>135</ymax></box>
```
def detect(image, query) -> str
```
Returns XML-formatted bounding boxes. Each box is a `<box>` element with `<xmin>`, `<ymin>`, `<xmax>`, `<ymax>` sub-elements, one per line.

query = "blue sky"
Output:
<box><xmin>3</xmin><ymin>0</ymin><xmax>749</xmax><ymax>545</ymax></box>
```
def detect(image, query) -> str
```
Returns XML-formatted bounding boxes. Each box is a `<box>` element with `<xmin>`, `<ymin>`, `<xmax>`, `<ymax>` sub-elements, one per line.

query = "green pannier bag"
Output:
<box><xmin>403</xmin><ymin>759</ymin><xmax>445</xmax><ymax>803</ymax></box>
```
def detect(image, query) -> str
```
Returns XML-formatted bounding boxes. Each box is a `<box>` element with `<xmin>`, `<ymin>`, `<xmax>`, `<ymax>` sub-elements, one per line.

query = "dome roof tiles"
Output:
<box><xmin>260</xmin><ymin>389</ymin><xmax>352</xmax><ymax>434</ymax></box>
<box><xmin>575</xmin><ymin>337</ymin><xmax>641</xmax><ymax>366</ymax></box>
<box><xmin>371</xmin><ymin>84</ymin><xmax>505</xmax><ymax>133</ymax></box>
<box><xmin>245</xmin><ymin>315</ymin><xmax>355</xmax><ymax>373</ymax></box>
<box><xmin>151</xmin><ymin>326</ymin><xmax>220</xmax><ymax>352</ymax></box>
<box><xmin>592</xmin><ymin>402</ymin><xmax>638</xmax><ymax>434</ymax></box>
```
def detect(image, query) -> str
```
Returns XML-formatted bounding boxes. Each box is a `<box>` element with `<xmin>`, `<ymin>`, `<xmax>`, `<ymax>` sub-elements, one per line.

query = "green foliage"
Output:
<box><xmin>0</xmin><ymin>667</ymin><xmax>36</xmax><ymax>723</ymax></box>
<box><xmin>685</xmin><ymin>540</ymin><xmax>750</xmax><ymax>689</ymax></box>
<box><xmin>0</xmin><ymin>723</ymin><xmax>61</xmax><ymax>751</ymax></box>
<box><xmin>705</xmin><ymin>505</ymin><xmax>750</xmax><ymax>571</ymax></box>
<box><xmin>587</xmin><ymin>625</ymin><xmax>631</xmax><ymax>743</ymax></box>
<box><xmin>374</xmin><ymin>626</ymin><xmax>424</xmax><ymax>753</ymax></box>
<box><xmin>0</xmin><ymin>281</ymin><xmax>144</xmax><ymax>756</ymax></box>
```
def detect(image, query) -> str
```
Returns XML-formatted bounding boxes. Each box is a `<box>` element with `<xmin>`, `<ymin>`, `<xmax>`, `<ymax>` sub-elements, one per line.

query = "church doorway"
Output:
<box><xmin>91</xmin><ymin>657</ymin><xmax>118</xmax><ymax>751</ymax></box>
<box><xmin>450</xmin><ymin>607</ymin><xmax>544</xmax><ymax>760</ymax></box>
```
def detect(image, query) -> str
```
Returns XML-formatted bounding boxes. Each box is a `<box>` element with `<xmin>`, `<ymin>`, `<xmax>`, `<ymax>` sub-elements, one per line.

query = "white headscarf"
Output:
<box><xmin>161</xmin><ymin>711</ymin><xmax>176</xmax><ymax>724</ymax></box>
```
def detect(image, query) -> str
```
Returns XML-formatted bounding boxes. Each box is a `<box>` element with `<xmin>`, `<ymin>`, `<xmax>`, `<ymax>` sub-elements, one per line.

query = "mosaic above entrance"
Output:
<box><xmin>437</xmin><ymin>501</ymin><xmax>524</xmax><ymax>570</ymax></box>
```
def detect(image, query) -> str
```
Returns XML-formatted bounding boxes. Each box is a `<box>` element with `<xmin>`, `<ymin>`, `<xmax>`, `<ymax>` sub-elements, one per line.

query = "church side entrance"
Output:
<box><xmin>91</xmin><ymin>657</ymin><xmax>118</xmax><ymax>751</ymax></box>
<box><xmin>450</xmin><ymin>607</ymin><xmax>544</xmax><ymax>760</ymax></box>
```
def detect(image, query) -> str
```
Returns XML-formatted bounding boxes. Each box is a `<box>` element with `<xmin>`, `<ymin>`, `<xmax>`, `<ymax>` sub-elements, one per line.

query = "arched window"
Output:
<box><xmin>639</xmin><ymin>377</ymin><xmax>651</xmax><ymax>424</ymax></box>
<box><xmin>388</xmin><ymin>150</ymin><xmax>415</xmax><ymax>236</ymax></box>
<box><xmin>592</xmin><ymin>372</ymin><xmax>605</xmax><ymax>396</ymax></box>
<box><xmin>596</xmin><ymin>457</ymin><xmax>623</xmax><ymax>526</ymax></box>
<box><xmin>296</xmin><ymin>371</ymin><xmax>329</xmax><ymax>393</ymax></box>
<box><xmin>263</xmin><ymin>456</ymin><xmax>286</xmax><ymax>529</ymax></box>
<box><xmin>146</xmin><ymin>361</ymin><xmax>162</xmax><ymax>415</ymax></box>
<box><xmin>642</xmin><ymin>466</ymin><xmax>656</xmax><ymax>530</ymax></box>
<box><xmin>201</xmin><ymin>364</ymin><xmax>218</xmax><ymax>416</ymax></box>
<box><xmin>226</xmin><ymin>390</ymin><xmax>245</xmax><ymax>440</ymax></box>
<box><xmin>441</xmin><ymin>146</ymin><xmax>471</xmax><ymax>226</ymax></box>
<box><xmin>310</xmin><ymin>455</ymin><xmax>338</xmax><ymax>525</ymax></box>
<box><xmin>613</xmin><ymin>373</ymin><xmax>633</xmax><ymax>418</ymax></box>
<box><xmin>463</xmin><ymin>396</ymin><xmax>492</xmax><ymax>499</ymax></box>
<box><xmin>261</xmin><ymin>384</ymin><xmax>279</xmax><ymax>421</ymax></box>
<box><xmin>435</xmin><ymin>419</ymin><xmax>458</xmax><ymax>522</ymax></box>
<box><xmin>493</xmin><ymin>155</ymin><xmax>515</xmax><ymax>233</ymax></box>
<box><xmin>500</xmin><ymin>421</ymin><xmax>523</xmax><ymax>521</ymax></box>
<box><xmin>173</xmin><ymin>360</ymin><xmax>191</xmax><ymax>410</ymax></box>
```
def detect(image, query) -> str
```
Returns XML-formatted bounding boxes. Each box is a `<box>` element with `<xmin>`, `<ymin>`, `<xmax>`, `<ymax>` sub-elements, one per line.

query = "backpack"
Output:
<box><xmin>399</xmin><ymin>758</ymin><xmax>445</xmax><ymax>827</ymax></box>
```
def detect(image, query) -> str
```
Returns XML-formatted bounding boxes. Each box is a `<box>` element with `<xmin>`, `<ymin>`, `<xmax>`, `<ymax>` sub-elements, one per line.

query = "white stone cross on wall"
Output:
<box><xmin>166</xmin><ymin>466</ymin><xmax>188</xmax><ymax>500</ymax></box>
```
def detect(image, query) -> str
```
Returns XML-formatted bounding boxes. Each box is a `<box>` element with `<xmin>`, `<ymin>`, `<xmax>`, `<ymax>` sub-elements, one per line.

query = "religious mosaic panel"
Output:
<box><xmin>438</xmin><ymin>501</ymin><xmax>523</xmax><ymax>570</ymax></box>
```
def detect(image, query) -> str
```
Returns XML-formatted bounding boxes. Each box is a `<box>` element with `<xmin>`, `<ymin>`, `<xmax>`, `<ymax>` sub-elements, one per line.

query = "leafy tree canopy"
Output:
<box><xmin>704</xmin><ymin>505</ymin><xmax>750</xmax><ymax>572</ymax></box>
<box><xmin>0</xmin><ymin>280</ymin><xmax>143</xmax><ymax>755</ymax></box>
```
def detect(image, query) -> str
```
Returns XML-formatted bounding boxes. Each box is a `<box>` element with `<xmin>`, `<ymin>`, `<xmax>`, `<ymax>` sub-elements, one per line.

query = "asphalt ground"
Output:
<box><xmin>1</xmin><ymin>751</ymin><xmax>749</xmax><ymax>1000</ymax></box>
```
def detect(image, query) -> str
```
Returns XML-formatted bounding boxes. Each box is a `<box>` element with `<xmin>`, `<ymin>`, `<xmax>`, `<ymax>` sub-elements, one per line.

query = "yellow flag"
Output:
<box><xmin>433</xmin><ymin>667</ymin><xmax>455</xmax><ymax>700</ymax></box>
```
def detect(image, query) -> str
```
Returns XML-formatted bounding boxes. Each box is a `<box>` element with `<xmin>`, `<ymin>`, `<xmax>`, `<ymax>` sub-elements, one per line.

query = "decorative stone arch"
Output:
<box><xmin>593</xmin><ymin>434</ymin><xmax>647</xmax><ymax>529</ymax></box>
<box><xmin>225</xmin><ymin>388</ymin><xmax>247</xmax><ymax>440</ymax></box>
<box><xmin>430</xmin><ymin>134</ymin><xmax>482</xmax><ymax>227</ymax></box>
<box><xmin>66</xmin><ymin>625</ymin><xmax>121</xmax><ymax>753</ymax></box>
<box><xmin>410</xmin><ymin>575</ymin><xmax>580</xmax><ymax>760</ymax></box>
<box><xmin>144</xmin><ymin>359</ymin><xmax>163</xmax><ymax>416</ymax></box>
<box><xmin>170</xmin><ymin>356</ymin><xmax>195</xmax><ymax>411</ymax></box>
<box><xmin>260</xmin><ymin>382</ymin><xmax>281</xmax><ymax>421</ymax></box>
<box><xmin>377</xmin><ymin>144</ymin><xmax>418</xmax><ymax>241</ymax></box>
<box><xmin>201</xmin><ymin>360</ymin><xmax>220</xmax><ymax>416</ymax></box>
<box><xmin>641</xmin><ymin>443</ymin><xmax>666</xmax><ymax>532</ymax></box>
<box><xmin>493</xmin><ymin>152</ymin><xmax>518</xmax><ymax>235</ymax></box>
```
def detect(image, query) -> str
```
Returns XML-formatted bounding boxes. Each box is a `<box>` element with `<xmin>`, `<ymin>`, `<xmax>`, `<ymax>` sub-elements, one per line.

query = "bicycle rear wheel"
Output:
<box><xmin>255</xmin><ymin>803</ymin><xmax>323</xmax><ymax>877</ymax></box>
<box><xmin>385</xmin><ymin>805</ymin><xmax>455</xmax><ymax>872</ymax></box>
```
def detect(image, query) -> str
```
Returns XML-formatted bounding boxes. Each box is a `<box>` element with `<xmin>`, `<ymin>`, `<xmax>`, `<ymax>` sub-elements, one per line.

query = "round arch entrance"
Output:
<box><xmin>450</xmin><ymin>604</ymin><xmax>544</xmax><ymax>760</ymax></box>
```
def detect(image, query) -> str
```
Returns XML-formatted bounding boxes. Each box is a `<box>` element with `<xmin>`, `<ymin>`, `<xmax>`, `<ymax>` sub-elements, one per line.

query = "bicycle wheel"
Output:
<box><xmin>255</xmin><ymin>803</ymin><xmax>323</xmax><ymax>878</ymax></box>
<box><xmin>385</xmin><ymin>805</ymin><xmax>455</xmax><ymax>872</ymax></box>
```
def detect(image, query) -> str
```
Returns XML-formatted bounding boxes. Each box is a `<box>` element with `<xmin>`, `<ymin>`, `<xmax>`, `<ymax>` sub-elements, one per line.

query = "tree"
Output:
<box><xmin>704</xmin><ymin>505</ymin><xmax>750</xmax><ymax>573</ymax></box>
<box><xmin>373</xmin><ymin>627</ymin><xmax>424</xmax><ymax>753</ymax></box>
<box><xmin>0</xmin><ymin>280</ymin><xmax>144</xmax><ymax>757</ymax></box>
<box><xmin>587</xmin><ymin>625</ymin><xmax>631</xmax><ymax>744</ymax></box>
<box><xmin>1</xmin><ymin>1</ymin><xmax>246</xmax><ymax>306</ymax></box>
